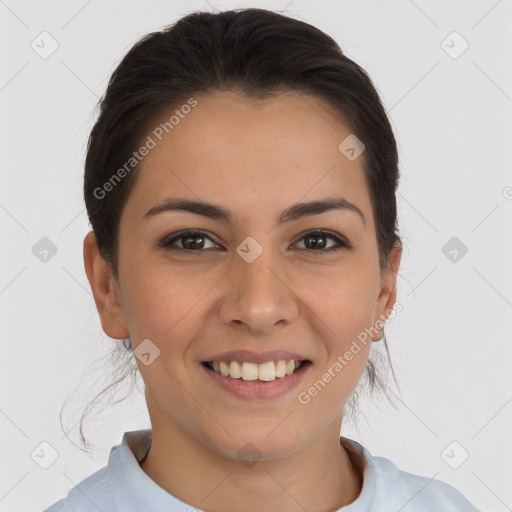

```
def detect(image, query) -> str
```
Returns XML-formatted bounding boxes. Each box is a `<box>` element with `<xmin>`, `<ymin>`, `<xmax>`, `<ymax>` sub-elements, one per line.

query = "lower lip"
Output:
<box><xmin>201</xmin><ymin>362</ymin><xmax>311</xmax><ymax>400</ymax></box>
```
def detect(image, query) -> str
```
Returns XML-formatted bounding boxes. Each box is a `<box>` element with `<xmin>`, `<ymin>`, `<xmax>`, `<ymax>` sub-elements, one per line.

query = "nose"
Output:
<box><xmin>219</xmin><ymin>247</ymin><xmax>299</xmax><ymax>335</ymax></box>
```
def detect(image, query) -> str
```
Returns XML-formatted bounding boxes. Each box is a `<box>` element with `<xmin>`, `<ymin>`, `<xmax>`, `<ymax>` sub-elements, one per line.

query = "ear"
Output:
<box><xmin>372</xmin><ymin>241</ymin><xmax>402</xmax><ymax>341</ymax></box>
<box><xmin>83</xmin><ymin>231</ymin><xmax>129</xmax><ymax>340</ymax></box>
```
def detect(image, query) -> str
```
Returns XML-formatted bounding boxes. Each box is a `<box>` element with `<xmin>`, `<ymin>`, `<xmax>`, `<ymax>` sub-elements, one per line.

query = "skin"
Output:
<box><xmin>84</xmin><ymin>90</ymin><xmax>401</xmax><ymax>512</ymax></box>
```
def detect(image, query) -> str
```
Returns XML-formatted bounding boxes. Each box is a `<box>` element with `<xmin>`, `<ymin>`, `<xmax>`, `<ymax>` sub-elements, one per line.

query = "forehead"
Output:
<box><xmin>124</xmin><ymin>91</ymin><xmax>372</xmax><ymax>224</ymax></box>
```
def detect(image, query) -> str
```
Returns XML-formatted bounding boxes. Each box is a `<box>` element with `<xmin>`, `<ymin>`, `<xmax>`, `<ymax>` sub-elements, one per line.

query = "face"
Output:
<box><xmin>85</xmin><ymin>90</ymin><xmax>401</xmax><ymax>461</ymax></box>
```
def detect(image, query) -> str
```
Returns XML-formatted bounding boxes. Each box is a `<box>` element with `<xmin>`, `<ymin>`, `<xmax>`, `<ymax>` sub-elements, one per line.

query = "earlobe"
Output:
<box><xmin>83</xmin><ymin>231</ymin><xmax>129</xmax><ymax>340</ymax></box>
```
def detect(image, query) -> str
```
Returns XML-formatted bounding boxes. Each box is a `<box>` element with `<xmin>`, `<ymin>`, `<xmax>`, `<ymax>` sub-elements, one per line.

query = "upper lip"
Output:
<box><xmin>202</xmin><ymin>350</ymin><xmax>310</xmax><ymax>365</ymax></box>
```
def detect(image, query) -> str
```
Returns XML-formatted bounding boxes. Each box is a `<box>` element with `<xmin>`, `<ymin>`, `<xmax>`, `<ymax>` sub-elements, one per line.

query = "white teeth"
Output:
<box><xmin>258</xmin><ymin>361</ymin><xmax>276</xmax><ymax>381</ymax></box>
<box><xmin>208</xmin><ymin>359</ymin><xmax>306</xmax><ymax>381</ymax></box>
<box><xmin>275</xmin><ymin>360</ymin><xmax>287</xmax><ymax>378</ymax></box>
<box><xmin>241</xmin><ymin>362</ymin><xmax>259</xmax><ymax>381</ymax></box>
<box><xmin>230</xmin><ymin>361</ymin><xmax>242</xmax><ymax>379</ymax></box>
<box><xmin>220</xmin><ymin>361</ymin><xmax>230</xmax><ymax>377</ymax></box>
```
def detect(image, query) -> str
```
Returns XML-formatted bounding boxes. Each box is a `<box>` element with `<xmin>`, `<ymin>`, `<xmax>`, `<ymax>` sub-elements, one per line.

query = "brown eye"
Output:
<box><xmin>294</xmin><ymin>230</ymin><xmax>351</xmax><ymax>253</ymax></box>
<box><xmin>159</xmin><ymin>229</ymin><xmax>351</xmax><ymax>255</ymax></box>
<box><xmin>160</xmin><ymin>230</ymin><xmax>220</xmax><ymax>252</ymax></box>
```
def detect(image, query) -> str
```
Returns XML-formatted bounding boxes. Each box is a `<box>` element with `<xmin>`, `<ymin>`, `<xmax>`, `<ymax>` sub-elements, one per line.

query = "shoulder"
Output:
<box><xmin>341</xmin><ymin>437</ymin><xmax>480</xmax><ymax>511</ymax></box>
<box><xmin>369</xmin><ymin>452</ymin><xmax>481</xmax><ymax>511</ymax></box>
<box><xmin>42</xmin><ymin>465</ymin><xmax>112</xmax><ymax>512</ymax></box>
<box><xmin>41</xmin><ymin>429</ymin><xmax>153</xmax><ymax>512</ymax></box>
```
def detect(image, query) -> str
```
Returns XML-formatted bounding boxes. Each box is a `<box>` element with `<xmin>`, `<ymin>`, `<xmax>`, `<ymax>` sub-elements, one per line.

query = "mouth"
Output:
<box><xmin>200</xmin><ymin>358</ymin><xmax>312</xmax><ymax>399</ymax></box>
<box><xmin>201</xmin><ymin>359</ymin><xmax>311</xmax><ymax>382</ymax></box>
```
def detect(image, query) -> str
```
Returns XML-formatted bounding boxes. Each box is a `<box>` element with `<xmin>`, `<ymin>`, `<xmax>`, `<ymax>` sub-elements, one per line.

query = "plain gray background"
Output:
<box><xmin>1</xmin><ymin>1</ymin><xmax>511</xmax><ymax>511</ymax></box>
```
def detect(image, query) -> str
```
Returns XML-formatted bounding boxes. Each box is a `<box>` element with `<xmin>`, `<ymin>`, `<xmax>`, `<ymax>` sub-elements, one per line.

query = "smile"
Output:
<box><xmin>203</xmin><ymin>359</ymin><xmax>307</xmax><ymax>382</ymax></box>
<box><xmin>201</xmin><ymin>359</ymin><xmax>312</xmax><ymax>400</ymax></box>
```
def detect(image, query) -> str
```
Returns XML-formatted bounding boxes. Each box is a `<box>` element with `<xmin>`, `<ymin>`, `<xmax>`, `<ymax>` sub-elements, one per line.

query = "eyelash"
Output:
<box><xmin>159</xmin><ymin>229</ymin><xmax>352</xmax><ymax>255</ymax></box>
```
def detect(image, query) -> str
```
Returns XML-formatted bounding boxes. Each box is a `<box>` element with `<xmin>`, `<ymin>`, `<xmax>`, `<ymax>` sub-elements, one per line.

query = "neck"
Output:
<box><xmin>140</xmin><ymin>412</ymin><xmax>363</xmax><ymax>511</ymax></box>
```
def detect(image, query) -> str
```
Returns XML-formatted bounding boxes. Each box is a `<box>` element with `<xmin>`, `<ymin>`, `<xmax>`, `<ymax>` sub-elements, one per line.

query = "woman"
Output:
<box><xmin>44</xmin><ymin>7</ymin><xmax>480</xmax><ymax>511</ymax></box>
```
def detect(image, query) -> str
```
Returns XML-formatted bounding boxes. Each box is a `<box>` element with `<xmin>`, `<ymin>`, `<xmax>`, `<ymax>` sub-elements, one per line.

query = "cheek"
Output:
<box><xmin>120</xmin><ymin>266</ymin><xmax>208</xmax><ymax>391</ymax></box>
<box><xmin>305</xmin><ymin>274</ymin><xmax>377</xmax><ymax>391</ymax></box>
<box><xmin>119</xmin><ymin>260</ymin><xmax>214</xmax><ymax>350</ymax></box>
<box><xmin>310</xmin><ymin>273</ymin><xmax>379</xmax><ymax>337</ymax></box>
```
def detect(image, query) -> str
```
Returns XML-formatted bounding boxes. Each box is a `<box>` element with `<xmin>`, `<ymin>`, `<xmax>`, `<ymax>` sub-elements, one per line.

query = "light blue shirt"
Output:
<box><xmin>43</xmin><ymin>429</ymin><xmax>480</xmax><ymax>511</ymax></box>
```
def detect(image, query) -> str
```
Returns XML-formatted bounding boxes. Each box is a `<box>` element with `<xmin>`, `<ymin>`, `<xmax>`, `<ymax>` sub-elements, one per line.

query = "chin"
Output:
<box><xmin>205</xmin><ymin>423</ymin><xmax>302</xmax><ymax>464</ymax></box>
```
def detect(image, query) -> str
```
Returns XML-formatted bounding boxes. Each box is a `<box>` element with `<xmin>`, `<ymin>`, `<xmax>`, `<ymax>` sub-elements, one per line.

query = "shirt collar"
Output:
<box><xmin>108</xmin><ymin>429</ymin><xmax>376</xmax><ymax>511</ymax></box>
<box><xmin>108</xmin><ymin>429</ymin><xmax>195</xmax><ymax>511</ymax></box>
<box><xmin>339</xmin><ymin>436</ymin><xmax>377</xmax><ymax>510</ymax></box>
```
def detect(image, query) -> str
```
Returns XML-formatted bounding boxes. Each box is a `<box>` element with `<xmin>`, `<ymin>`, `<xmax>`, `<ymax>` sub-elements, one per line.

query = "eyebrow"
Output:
<box><xmin>143</xmin><ymin>196</ymin><xmax>366</xmax><ymax>227</ymax></box>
